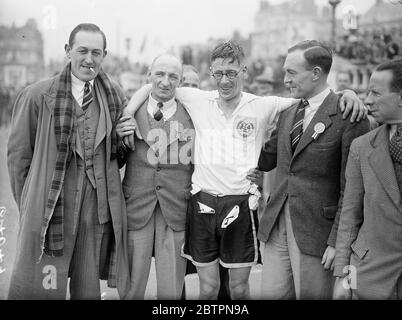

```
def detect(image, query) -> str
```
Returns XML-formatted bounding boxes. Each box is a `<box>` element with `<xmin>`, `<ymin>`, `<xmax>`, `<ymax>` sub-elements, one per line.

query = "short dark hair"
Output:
<box><xmin>288</xmin><ymin>40</ymin><xmax>333</xmax><ymax>74</ymax></box>
<box><xmin>375</xmin><ymin>59</ymin><xmax>402</xmax><ymax>92</ymax></box>
<box><xmin>210</xmin><ymin>40</ymin><xmax>245</xmax><ymax>65</ymax></box>
<box><xmin>68</xmin><ymin>23</ymin><xmax>107</xmax><ymax>50</ymax></box>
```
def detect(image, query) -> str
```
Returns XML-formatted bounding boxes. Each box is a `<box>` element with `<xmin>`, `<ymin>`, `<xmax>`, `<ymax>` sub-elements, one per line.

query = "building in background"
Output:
<box><xmin>250</xmin><ymin>0</ymin><xmax>332</xmax><ymax>61</ymax></box>
<box><xmin>0</xmin><ymin>19</ymin><xmax>45</xmax><ymax>89</ymax></box>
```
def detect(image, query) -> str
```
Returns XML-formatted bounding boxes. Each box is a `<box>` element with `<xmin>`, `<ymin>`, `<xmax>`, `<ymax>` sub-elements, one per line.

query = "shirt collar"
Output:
<box><xmin>306</xmin><ymin>87</ymin><xmax>331</xmax><ymax>110</ymax></box>
<box><xmin>388</xmin><ymin>123</ymin><xmax>402</xmax><ymax>141</ymax></box>
<box><xmin>148</xmin><ymin>93</ymin><xmax>176</xmax><ymax>111</ymax></box>
<box><xmin>71</xmin><ymin>72</ymin><xmax>94</xmax><ymax>92</ymax></box>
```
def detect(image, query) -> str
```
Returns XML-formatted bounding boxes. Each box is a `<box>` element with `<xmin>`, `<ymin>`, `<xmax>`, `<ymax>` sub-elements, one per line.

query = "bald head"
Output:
<box><xmin>150</xmin><ymin>54</ymin><xmax>183</xmax><ymax>75</ymax></box>
<box><xmin>148</xmin><ymin>53</ymin><xmax>183</xmax><ymax>102</ymax></box>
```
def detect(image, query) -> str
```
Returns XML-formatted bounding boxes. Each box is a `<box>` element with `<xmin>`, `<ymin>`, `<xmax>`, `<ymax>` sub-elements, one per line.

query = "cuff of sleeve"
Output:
<box><xmin>327</xmin><ymin>228</ymin><xmax>337</xmax><ymax>248</ymax></box>
<box><xmin>333</xmin><ymin>264</ymin><xmax>348</xmax><ymax>277</ymax></box>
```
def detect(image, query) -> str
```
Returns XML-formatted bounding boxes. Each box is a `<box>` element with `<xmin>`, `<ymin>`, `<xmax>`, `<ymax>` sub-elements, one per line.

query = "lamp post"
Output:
<box><xmin>329</xmin><ymin>0</ymin><xmax>341</xmax><ymax>50</ymax></box>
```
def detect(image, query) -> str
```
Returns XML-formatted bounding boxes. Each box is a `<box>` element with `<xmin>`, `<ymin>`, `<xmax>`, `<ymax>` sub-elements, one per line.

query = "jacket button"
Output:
<box><xmin>156</xmin><ymin>167</ymin><xmax>161</xmax><ymax>172</ymax></box>
<box><xmin>156</xmin><ymin>186</ymin><xmax>161</xmax><ymax>190</ymax></box>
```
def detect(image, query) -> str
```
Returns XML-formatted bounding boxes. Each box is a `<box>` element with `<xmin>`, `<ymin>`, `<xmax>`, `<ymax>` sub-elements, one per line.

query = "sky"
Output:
<box><xmin>0</xmin><ymin>0</ymin><xmax>377</xmax><ymax>64</ymax></box>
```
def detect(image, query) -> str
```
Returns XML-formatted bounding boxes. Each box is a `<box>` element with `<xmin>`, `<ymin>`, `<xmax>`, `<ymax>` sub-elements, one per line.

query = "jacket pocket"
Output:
<box><xmin>323</xmin><ymin>205</ymin><xmax>338</xmax><ymax>220</ymax></box>
<box><xmin>351</xmin><ymin>239</ymin><xmax>369</xmax><ymax>260</ymax></box>
<box><xmin>310</xmin><ymin>139</ymin><xmax>338</xmax><ymax>150</ymax></box>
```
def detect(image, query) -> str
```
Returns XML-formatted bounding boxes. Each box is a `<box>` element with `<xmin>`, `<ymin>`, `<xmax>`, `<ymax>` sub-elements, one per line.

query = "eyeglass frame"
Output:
<box><xmin>210</xmin><ymin>64</ymin><xmax>246</xmax><ymax>81</ymax></box>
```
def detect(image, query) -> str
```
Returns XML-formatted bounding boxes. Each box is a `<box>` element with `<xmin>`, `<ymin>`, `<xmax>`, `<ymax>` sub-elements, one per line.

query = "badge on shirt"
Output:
<box><xmin>235</xmin><ymin>118</ymin><xmax>256</xmax><ymax>139</ymax></box>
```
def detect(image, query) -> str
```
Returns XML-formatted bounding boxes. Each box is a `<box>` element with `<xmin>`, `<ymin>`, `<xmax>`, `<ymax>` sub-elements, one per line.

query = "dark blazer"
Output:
<box><xmin>334</xmin><ymin>125</ymin><xmax>402</xmax><ymax>299</ymax></box>
<box><xmin>122</xmin><ymin>99</ymin><xmax>194</xmax><ymax>231</ymax></box>
<box><xmin>257</xmin><ymin>91</ymin><xmax>370</xmax><ymax>257</ymax></box>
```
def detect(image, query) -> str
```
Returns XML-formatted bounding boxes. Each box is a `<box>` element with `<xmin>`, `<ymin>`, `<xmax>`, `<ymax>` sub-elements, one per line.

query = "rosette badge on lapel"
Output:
<box><xmin>312</xmin><ymin>122</ymin><xmax>325</xmax><ymax>140</ymax></box>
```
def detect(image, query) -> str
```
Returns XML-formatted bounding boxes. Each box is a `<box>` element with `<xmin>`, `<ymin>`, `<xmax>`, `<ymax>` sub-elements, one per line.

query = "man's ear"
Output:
<box><xmin>103</xmin><ymin>49</ymin><xmax>107</xmax><ymax>58</ymax></box>
<box><xmin>398</xmin><ymin>91</ymin><xmax>402</xmax><ymax>108</ymax></box>
<box><xmin>243</xmin><ymin>66</ymin><xmax>248</xmax><ymax>80</ymax></box>
<box><xmin>312</xmin><ymin>66</ymin><xmax>322</xmax><ymax>81</ymax></box>
<box><xmin>65</xmin><ymin>44</ymin><xmax>71</xmax><ymax>59</ymax></box>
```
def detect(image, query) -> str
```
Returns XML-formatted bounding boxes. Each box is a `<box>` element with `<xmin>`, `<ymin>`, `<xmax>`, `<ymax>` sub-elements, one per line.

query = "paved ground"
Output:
<box><xmin>0</xmin><ymin>125</ymin><xmax>263</xmax><ymax>300</ymax></box>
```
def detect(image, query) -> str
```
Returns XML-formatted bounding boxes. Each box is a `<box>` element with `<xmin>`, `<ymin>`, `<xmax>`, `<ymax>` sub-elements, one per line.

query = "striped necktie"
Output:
<box><xmin>154</xmin><ymin>102</ymin><xmax>163</xmax><ymax>121</ymax></box>
<box><xmin>290</xmin><ymin>98</ymin><xmax>308</xmax><ymax>153</ymax></box>
<box><xmin>82</xmin><ymin>81</ymin><xmax>93</xmax><ymax>111</ymax></box>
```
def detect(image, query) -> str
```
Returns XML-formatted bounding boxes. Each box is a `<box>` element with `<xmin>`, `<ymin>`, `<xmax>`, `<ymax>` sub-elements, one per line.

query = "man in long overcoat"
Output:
<box><xmin>7</xmin><ymin>23</ymin><xmax>130</xmax><ymax>299</ymax></box>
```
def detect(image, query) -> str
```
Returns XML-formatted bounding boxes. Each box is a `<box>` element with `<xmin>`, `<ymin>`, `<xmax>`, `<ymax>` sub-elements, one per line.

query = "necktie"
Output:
<box><xmin>390</xmin><ymin>124</ymin><xmax>402</xmax><ymax>165</ymax></box>
<box><xmin>290</xmin><ymin>98</ymin><xmax>308</xmax><ymax>153</ymax></box>
<box><xmin>154</xmin><ymin>102</ymin><xmax>163</xmax><ymax>121</ymax></box>
<box><xmin>82</xmin><ymin>81</ymin><xmax>93</xmax><ymax>111</ymax></box>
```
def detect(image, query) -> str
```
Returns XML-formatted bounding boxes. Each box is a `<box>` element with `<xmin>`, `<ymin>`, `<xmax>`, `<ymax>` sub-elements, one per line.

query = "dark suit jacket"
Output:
<box><xmin>334</xmin><ymin>125</ymin><xmax>402</xmax><ymax>299</ymax></box>
<box><xmin>257</xmin><ymin>91</ymin><xmax>370</xmax><ymax>257</ymax></box>
<box><xmin>122</xmin><ymin>99</ymin><xmax>194</xmax><ymax>231</ymax></box>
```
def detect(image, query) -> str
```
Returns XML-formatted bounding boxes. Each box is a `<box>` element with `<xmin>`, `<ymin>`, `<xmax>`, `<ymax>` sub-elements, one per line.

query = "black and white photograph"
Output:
<box><xmin>0</xmin><ymin>0</ymin><xmax>402</xmax><ymax>314</ymax></box>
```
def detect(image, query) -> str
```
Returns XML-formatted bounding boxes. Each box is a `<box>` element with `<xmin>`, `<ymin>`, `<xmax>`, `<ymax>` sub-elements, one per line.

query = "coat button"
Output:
<box><xmin>156</xmin><ymin>167</ymin><xmax>161</xmax><ymax>172</ymax></box>
<box><xmin>156</xmin><ymin>186</ymin><xmax>161</xmax><ymax>190</ymax></box>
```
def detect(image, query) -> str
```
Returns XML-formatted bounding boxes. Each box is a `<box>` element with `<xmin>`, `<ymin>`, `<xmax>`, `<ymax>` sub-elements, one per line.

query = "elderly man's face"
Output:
<box><xmin>365</xmin><ymin>70</ymin><xmax>401</xmax><ymax>124</ymax></box>
<box><xmin>148</xmin><ymin>55</ymin><xmax>182</xmax><ymax>102</ymax></box>
<box><xmin>65</xmin><ymin>31</ymin><xmax>106</xmax><ymax>82</ymax></box>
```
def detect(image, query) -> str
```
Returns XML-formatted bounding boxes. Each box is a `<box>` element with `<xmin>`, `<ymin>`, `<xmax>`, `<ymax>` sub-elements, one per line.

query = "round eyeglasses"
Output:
<box><xmin>210</xmin><ymin>65</ymin><xmax>245</xmax><ymax>81</ymax></box>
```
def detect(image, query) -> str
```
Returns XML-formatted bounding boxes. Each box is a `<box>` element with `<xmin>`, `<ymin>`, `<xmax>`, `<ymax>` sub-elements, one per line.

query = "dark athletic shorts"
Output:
<box><xmin>181</xmin><ymin>191</ymin><xmax>261</xmax><ymax>268</ymax></box>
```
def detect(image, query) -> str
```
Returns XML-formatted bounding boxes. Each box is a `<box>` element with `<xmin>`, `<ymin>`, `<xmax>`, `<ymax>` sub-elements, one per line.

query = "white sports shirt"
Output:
<box><xmin>176</xmin><ymin>88</ymin><xmax>296</xmax><ymax>196</ymax></box>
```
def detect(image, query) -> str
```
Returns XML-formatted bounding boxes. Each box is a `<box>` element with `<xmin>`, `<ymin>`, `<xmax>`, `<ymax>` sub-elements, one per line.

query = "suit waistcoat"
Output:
<box><xmin>75</xmin><ymin>95</ymin><xmax>99</xmax><ymax>188</ymax></box>
<box><xmin>74</xmin><ymin>95</ymin><xmax>111</xmax><ymax>224</ymax></box>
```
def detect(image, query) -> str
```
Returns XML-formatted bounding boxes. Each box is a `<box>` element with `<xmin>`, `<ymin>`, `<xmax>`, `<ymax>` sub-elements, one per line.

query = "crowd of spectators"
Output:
<box><xmin>336</xmin><ymin>27</ymin><xmax>402</xmax><ymax>64</ymax></box>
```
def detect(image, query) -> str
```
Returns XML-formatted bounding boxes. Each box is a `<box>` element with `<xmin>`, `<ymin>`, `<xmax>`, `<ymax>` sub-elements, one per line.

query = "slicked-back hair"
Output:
<box><xmin>375</xmin><ymin>59</ymin><xmax>402</xmax><ymax>93</ymax></box>
<box><xmin>288</xmin><ymin>40</ymin><xmax>333</xmax><ymax>74</ymax></box>
<box><xmin>210</xmin><ymin>40</ymin><xmax>245</xmax><ymax>66</ymax></box>
<box><xmin>68</xmin><ymin>23</ymin><xmax>107</xmax><ymax>50</ymax></box>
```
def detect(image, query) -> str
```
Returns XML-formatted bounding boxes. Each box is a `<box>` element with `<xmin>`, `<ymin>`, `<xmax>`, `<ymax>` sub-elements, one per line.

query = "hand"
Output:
<box><xmin>116</xmin><ymin>115</ymin><xmax>142</xmax><ymax>150</ymax></box>
<box><xmin>339</xmin><ymin>89</ymin><xmax>368</xmax><ymax>123</ymax></box>
<box><xmin>333</xmin><ymin>277</ymin><xmax>352</xmax><ymax>300</ymax></box>
<box><xmin>321</xmin><ymin>245</ymin><xmax>336</xmax><ymax>271</ymax></box>
<box><xmin>246</xmin><ymin>168</ymin><xmax>263</xmax><ymax>186</ymax></box>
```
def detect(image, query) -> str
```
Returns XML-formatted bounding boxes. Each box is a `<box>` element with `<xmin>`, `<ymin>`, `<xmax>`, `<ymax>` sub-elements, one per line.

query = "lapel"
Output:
<box><xmin>292</xmin><ymin>91</ymin><xmax>337</xmax><ymax>160</ymax></box>
<box><xmin>135</xmin><ymin>99</ymin><xmax>153</xmax><ymax>148</ymax></box>
<box><xmin>283</xmin><ymin>103</ymin><xmax>298</xmax><ymax>159</ymax></box>
<box><xmin>73</xmin><ymin>100</ymin><xmax>84</xmax><ymax>159</ymax></box>
<box><xmin>368</xmin><ymin>125</ymin><xmax>401</xmax><ymax>208</ymax></box>
<box><xmin>165</xmin><ymin>100</ymin><xmax>193</xmax><ymax>148</ymax></box>
<box><xmin>93</xmin><ymin>80</ymin><xmax>111</xmax><ymax>150</ymax></box>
